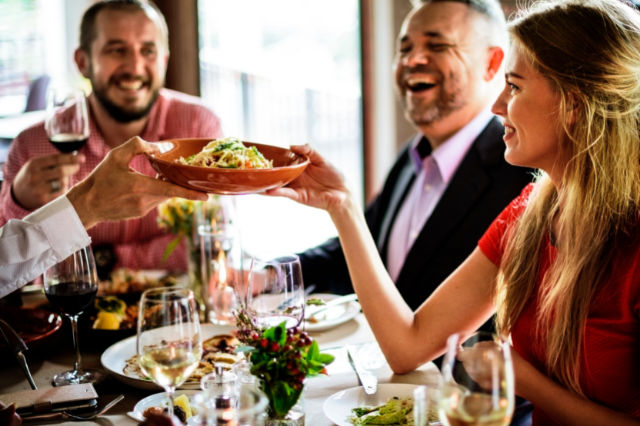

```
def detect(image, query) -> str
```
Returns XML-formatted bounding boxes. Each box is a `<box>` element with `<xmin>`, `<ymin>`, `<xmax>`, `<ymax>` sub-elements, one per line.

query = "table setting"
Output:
<box><xmin>0</xmin><ymin>137</ymin><xmax>516</xmax><ymax>426</ymax></box>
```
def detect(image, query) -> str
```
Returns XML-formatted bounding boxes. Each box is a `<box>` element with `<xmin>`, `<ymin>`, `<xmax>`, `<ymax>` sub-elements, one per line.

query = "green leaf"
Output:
<box><xmin>306</xmin><ymin>340</ymin><xmax>320</xmax><ymax>362</ymax></box>
<box><xmin>305</xmin><ymin>298</ymin><xmax>326</xmax><ymax>306</ymax></box>
<box><xmin>250</xmin><ymin>361</ymin><xmax>267</xmax><ymax>375</ymax></box>
<box><xmin>234</xmin><ymin>345</ymin><xmax>255</xmax><ymax>353</ymax></box>
<box><xmin>317</xmin><ymin>353</ymin><xmax>335</xmax><ymax>365</ymax></box>
<box><xmin>263</xmin><ymin>322</ymin><xmax>287</xmax><ymax>346</ymax></box>
<box><xmin>161</xmin><ymin>235</ymin><xmax>184</xmax><ymax>264</ymax></box>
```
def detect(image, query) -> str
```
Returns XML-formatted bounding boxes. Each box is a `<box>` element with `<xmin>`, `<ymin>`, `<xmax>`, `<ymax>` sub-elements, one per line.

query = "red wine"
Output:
<box><xmin>49</xmin><ymin>133</ymin><xmax>88</xmax><ymax>153</ymax></box>
<box><xmin>45</xmin><ymin>281</ymin><xmax>97</xmax><ymax>316</ymax></box>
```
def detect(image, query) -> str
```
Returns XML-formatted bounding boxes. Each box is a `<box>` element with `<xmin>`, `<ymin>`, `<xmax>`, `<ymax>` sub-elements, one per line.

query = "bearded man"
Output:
<box><xmin>0</xmin><ymin>0</ymin><xmax>222</xmax><ymax>272</ymax></box>
<box><xmin>299</xmin><ymin>0</ymin><xmax>533</xmax><ymax>312</ymax></box>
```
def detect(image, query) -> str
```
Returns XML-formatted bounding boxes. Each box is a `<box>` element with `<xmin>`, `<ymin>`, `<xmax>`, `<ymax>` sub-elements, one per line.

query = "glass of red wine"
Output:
<box><xmin>43</xmin><ymin>245</ymin><xmax>106</xmax><ymax>386</ymax></box>
<box><xmin>45</xmin><ymin>86</ymin><xmax>90</xmax><ymax>184</ymax></box>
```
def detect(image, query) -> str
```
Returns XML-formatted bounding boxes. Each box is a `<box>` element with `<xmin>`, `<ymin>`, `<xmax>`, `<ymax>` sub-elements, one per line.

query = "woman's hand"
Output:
<box><xmin>266</xmin><ymin>145</ymin><xmax>352</xmax><ymax>215</ymax></box>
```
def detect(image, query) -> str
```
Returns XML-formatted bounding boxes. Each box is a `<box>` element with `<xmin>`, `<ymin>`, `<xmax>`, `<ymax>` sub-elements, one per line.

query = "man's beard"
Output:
<box><xmin>402</xmin><ymin>72</ymin><xmax>467</xmax><ymax>126</ymax></box>
<box><xmin>90</xmin><ymin>72</ymin><xmax>161</xmax><ymax>123</ymax></box>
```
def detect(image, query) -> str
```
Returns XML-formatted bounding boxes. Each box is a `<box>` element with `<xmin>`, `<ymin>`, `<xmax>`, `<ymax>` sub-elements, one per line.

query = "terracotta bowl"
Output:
<box><xmin>145</xmin><ymin>139</ymin><xmax>310</xmax><ymax>195</ymax></box>
<box><xmin>0</xmin><ymin>308</ymin><xmax>62</xmax><ymax>354</ymax></box>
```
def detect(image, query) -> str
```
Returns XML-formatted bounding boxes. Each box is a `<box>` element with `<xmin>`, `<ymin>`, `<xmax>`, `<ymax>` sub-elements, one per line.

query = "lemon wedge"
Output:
<box><xmin>173</xmin><ymin>394</ymin><xmax>193</xmax><ymax>419</ymax></box>
<box><xmin>93</xmin><ymin>311</ymin><xmax>121</xmax><ymax>330</ymax></box>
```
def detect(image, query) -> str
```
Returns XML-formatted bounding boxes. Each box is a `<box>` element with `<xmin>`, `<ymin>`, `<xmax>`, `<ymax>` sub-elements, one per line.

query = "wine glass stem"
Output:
<box><xmin>69</xmin><ymin>315</ymin><xmax>85</xmax><ymax>376</ymax></box>
<box><xmin>166</xmin><ymin>386</ymin><xmax>175</xmax><ymax>418</ymax></box>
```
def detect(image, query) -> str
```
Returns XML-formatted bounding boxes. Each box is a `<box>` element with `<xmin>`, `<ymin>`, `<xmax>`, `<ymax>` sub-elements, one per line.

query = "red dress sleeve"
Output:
<box><xmin>478</xmin><ymin>184</ymin><xmax>535</xmax><ymax>267</ymax></box>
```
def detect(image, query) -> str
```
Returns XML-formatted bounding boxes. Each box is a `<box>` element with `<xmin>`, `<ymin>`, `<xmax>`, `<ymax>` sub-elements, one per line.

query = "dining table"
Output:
<box><xmin>0</xmin><ymin>290</ymin><xmax>442</xmax><ymax>426</ymax></box>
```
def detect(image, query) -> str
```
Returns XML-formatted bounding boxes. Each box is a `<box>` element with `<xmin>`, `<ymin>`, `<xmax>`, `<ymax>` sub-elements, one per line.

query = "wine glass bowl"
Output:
<box><xmin>137</xmin><ymin>287</ymin><xmax>202</xmax><ymax>418</ymax></box>
<box><xmin>45</xmin><ymin>86</ymin><xmax>90</xmax><ymax>155</ymax></box>
<box><xmin>245</xmin><ymin>254</ymin><xmax>305</xmax><ymax>329</ymax></box>
<box><xmin>439</xmin><ymin>332</ymin><xmax>515</xmax><ymax>426</ymax></box>
<box><xmin>43</xmin><ymin>246</ymin><xmax>105</xmax><ymax>386</ymax></box>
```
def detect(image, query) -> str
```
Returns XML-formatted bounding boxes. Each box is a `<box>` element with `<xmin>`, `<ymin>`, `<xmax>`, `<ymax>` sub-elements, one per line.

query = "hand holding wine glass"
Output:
<box><xmin>245</xmin><ymin>254</ymin><xmax>305</xmax><ymax>329</ymax></box>
<box><xmin>137</xmin><ymin>288</ymin><xmax>202</xmax><ymax>419</ymax></box>
<box><xmin>43</xmin><ymin>245</ymin><xmax>105</xmax><ymax>386</ymax></box>
<box><xmin>439</xmin><ymin>332</ymin><xmax>515</xmax><ymax>426</ymax></box>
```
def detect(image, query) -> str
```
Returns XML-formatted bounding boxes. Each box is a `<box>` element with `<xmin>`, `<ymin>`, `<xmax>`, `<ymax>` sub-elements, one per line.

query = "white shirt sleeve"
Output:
<box><xmin>0</xmin><ymin>195</ymin><xmax>91</xmax><ymax>298</ymax></box>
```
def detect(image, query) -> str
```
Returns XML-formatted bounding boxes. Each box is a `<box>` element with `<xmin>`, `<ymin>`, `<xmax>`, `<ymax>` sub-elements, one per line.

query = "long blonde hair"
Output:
<box><xmin>495</xmin><ymin>0</ymin><xmax>640</xmax><ymax>395</ymax></box>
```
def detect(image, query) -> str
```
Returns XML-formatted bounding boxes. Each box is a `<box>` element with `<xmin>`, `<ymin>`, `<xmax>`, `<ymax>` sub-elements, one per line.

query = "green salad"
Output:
<box><xmin>349</xmin><ymin>397</ymin><xmax>415</xmax><ymax>425</ymax></box>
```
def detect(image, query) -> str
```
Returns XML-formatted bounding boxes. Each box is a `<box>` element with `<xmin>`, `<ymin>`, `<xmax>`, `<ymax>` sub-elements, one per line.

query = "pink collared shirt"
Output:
<box><xmin>387</xmin><ymin>108</ymin><xmax>495</xmax><ymax>282</ymax></box>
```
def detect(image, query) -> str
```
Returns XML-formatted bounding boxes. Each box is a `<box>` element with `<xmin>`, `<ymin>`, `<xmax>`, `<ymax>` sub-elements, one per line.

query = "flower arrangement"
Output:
<box><xmin>235</xmin><ymin>308</ymin><xmax>335</xmax><ymax>421</ymax></box>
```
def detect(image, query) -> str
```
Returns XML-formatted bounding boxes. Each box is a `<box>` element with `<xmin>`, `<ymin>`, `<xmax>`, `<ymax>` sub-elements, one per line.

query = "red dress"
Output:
<box><xmin>478</xmin><ymin>184</ymin><xmax>640</xmax><ymax>425</ymax></box>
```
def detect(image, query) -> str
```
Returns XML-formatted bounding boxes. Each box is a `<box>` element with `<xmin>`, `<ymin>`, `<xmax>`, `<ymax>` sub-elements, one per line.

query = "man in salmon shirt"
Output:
<box><xmin>0</xmin><ymin>0</ymin><xmax>222</xmax><ymax>275</ymax></box>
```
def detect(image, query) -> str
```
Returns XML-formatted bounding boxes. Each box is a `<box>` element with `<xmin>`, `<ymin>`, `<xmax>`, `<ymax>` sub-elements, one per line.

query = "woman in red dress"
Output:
<box><xmin>270</xmin><ymin>0</ymin><xmax>640</xmax><ymax>424</ymax></box>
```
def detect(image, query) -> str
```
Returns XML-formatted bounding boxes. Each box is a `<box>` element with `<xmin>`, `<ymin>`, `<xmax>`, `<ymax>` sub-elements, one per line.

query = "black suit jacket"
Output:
<box><xmin>299</xmin><ymin>117</ymin><xmax>533</xmax><ymax>312</ymax></box>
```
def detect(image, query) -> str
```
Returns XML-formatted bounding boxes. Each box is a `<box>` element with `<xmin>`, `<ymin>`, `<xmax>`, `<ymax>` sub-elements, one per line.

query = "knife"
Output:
<box><xmin>0</xmin><ymin>319</ymin><xmax>37</xmax><ymax>390</ymax></box>
<box><xmin>347</xmin><ymin>345</ymin><xmax>377</xmax><ymax>395</ymax></box>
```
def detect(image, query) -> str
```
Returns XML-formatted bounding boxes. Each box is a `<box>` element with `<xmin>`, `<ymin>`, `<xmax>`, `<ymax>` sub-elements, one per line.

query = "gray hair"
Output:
<box><xmin>412</xmin><ymin>0</ymin><xmax>508</xmax><ymax>49</ymax></box>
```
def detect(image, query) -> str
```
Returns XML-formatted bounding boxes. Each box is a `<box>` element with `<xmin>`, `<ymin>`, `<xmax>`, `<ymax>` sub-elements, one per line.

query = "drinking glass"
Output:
<box><xmin>43</xmin><ymin>245</ymin><xmax>105</xmax><ymax>386</ymax></box>
<box><xmin>192</xmin><ymin>387</ymin><xmax>268</xmax><ymax>426</ymax></box>
<box><xmin>245</xmin><ymin>254</ymin><xmax>304</xmax><ymax>329</ymax></box>
<box><xmin>137</xmin><ymin>288</ymin><xmax>202</xmax><ymax>418</ymax></box>
<box><xmin>45</xmin><ymin>86</ymin><xmax>90</xmax><ymax>154</ymax></box>
<box><xmin>199</xmin><ymin>222</ymin><xmax>241</xmax><ymax>325</ymax></box>
<box><xmin>439</xmin><ymin>332</ymin><xmax>515</xmax><ymax>426</ymax></box>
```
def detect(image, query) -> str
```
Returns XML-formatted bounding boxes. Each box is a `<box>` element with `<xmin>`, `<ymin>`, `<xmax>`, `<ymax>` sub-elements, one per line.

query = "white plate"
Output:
<box><xmin>128</xmin><ymin>390</ymin><xmax>198</xmax><ymax>422</ymax></box>
<box><xmin>101</xmin><ymin>323</ymin><xmax>235</xmax><ymax>391</ymax></box>
<box><xmin>304</xmin><ymin>294</ymin><xmax>361</xmax><ymax>332</ymax></box>
<box><xmin>323</xmin><ymin>383</ymin><xmax>420</xmax><ymax>426</ymax></box>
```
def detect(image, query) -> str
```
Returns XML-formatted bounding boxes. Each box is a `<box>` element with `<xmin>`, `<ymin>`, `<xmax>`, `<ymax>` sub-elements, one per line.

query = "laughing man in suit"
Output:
<box><xmin>299</xmin><ymin>0</ymin><xmax>532</xmax><ymax>313</ymax></box>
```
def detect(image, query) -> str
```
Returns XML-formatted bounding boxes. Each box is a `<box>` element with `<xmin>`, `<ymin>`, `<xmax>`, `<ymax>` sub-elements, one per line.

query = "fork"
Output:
<box><xmin>23</xmin><ymin>394</ymin><xmax>124</xmax><ymax>422</ymax></box>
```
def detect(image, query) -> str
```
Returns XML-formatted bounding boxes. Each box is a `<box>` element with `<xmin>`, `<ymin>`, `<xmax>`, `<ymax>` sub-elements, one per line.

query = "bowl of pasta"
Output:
<box><xmin>145</xmin><ymin>137</ymin><xmax>310</xmax><ymax>194</ymax></box>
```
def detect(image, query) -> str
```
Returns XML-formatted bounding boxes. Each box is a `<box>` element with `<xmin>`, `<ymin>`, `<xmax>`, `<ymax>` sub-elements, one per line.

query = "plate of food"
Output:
<box><xmin>145</xmin><ymin>137</ymin><xmax>309</xmax><ymax>195</ymax></box>
<box><xmin>129</xmin><ymin>390</ymin><xmax>198</xmax><ymax>424</ymax></box>
<box><xmin>304</xmin><ymin>294</ymin><xmax>361</xmax><ymax>332</ymax></box>
<box><xmin>101</xmin><ymin>324</ymin><xmax>242</xmax><ymax>390</ymax></box>
<box><xmin>323</xmin><ymin>383</ymin><xmax>439</xmax><ymax>426</ymax></box>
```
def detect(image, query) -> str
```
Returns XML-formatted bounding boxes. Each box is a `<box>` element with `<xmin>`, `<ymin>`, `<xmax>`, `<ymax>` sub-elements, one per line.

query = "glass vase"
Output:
<box><xmin>263</xmin><ymin>382</ymin><xmax>305</xmax><ymax>426</ymax></box>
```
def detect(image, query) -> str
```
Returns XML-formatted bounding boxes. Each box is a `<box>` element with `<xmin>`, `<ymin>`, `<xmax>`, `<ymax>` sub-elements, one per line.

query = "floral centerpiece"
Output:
<box><xmin>157</xmin><ymin>197</ymin><xmax>229</xmax><ymax>310</ymax></box>
<box><xmin>235</xmin><ymin>308</ymin><xmax>335</xmax><ymax>424</ymax></box>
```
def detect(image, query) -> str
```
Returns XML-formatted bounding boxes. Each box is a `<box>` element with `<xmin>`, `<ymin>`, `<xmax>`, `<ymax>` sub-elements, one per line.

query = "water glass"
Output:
<box><xmin>439</xmin><ymin>332</ymin><xmax>515</xmax><ymax>426</ymax></box>
<box><xmin>245</xmin><ymin>254</ymin><xmax>305</xmax><ymax>329</ymax></box>
<box><xmin>193</xmin><ymin>387</ymin><xmax>268</xmax><ymax>426</ymax></box>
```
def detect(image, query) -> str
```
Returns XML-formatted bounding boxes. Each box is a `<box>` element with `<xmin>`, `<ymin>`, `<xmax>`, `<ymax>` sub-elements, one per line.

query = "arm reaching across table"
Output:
<box><xmin>0</xmin><ymin>137</ymin><xmax>207</xmax><ymax>298</ymax></box>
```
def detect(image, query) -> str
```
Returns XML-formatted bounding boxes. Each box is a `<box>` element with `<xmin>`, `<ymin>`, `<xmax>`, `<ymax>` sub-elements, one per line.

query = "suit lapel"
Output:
<box><xmin>395</xmin><ymin>129</ymin><xmax>494</xmax><ymax>291</ymax></box>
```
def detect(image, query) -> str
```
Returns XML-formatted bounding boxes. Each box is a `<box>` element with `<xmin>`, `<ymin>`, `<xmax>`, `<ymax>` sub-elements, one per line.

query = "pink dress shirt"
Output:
<box><xmin>0</xmin><ymin>89</ymin><xmax>223</xmax><ymax>271</ymax></box>
<box><xmin>387</xmin><ymin>108</ymin><xmax>495</xmax><ymax>282</ymax></box>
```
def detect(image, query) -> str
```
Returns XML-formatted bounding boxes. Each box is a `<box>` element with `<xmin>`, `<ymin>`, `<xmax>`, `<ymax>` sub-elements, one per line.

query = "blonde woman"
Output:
<box><xmin>269</xmin><ymin>0</ymin><xmax>640</xmax><ymax>424</ymax></box>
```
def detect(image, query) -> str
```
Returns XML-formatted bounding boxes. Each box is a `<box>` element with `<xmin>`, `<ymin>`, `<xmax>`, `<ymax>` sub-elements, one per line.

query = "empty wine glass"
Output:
<box><xmin>245</xmin><ymin>254</ymin><xmax>304</xmax><ymax>329</ymax></box>
<box><xmin>43</xmin><ymin>245</ymin><xmax>106</xmax><ymax>386</ymax></box>
<box><xmin>439</xmin><ymin>332</ymin><xmax>515</xmax><ymax>426</ymax></box>
<box><xmin>137</xmin><ymin>288</ymin><xmax>202</xmax><ymax>418</ymax></box>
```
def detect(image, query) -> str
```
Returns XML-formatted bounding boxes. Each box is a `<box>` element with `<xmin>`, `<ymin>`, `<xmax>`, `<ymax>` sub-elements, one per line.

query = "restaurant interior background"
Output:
<box><xmin>3</xmin><ymin>0</ymin><xmax>631</xmax><ymax>258</ymax></box>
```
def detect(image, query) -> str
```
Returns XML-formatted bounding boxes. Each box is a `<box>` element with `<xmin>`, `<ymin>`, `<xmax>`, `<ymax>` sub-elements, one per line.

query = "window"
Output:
<box><xmin>198</xmin><ymin>0</ymin><xmax>363</xmax><ymax>257</ymax></box>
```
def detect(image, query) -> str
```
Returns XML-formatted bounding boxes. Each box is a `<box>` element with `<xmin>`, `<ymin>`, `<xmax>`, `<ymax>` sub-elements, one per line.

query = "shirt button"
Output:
<box><xmin>410</xmin><ymin>230</ymin><xmax>419</xmax><ymax>240</ymax></box>
<box><xmin>424</xmin><ymin>184</ymin><xmax>431</xmax><ymax>192</ymax></box>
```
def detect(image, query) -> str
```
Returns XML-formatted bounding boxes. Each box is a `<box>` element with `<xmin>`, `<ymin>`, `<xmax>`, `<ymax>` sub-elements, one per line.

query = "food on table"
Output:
<box><xmin>97</xmin><ymin>267</ymin><xmax>178</xmax><ymax>295</ymax></box>
<box><xmin>142</xmin><ymin>394</ymin><xmax>196</xmax><ymax>425</ymax></box>
<box><xmin>349</xmin><ymin>396</ymin><xmax>436</xmax><ymax>425</ymax></box>
<box><xmin>175</xmin><ymin>137</ymin><xmax>274</xmax><ymax>169</ymax></box>
<box><xmin>93</xmin><ymin>311</ymin><xmax>121</xmax><ymax>330</ymax></box>
<box><xmin>124</xmin><ymin>334</ymin><xmax>243</xmax><ymax>383</ymax></box>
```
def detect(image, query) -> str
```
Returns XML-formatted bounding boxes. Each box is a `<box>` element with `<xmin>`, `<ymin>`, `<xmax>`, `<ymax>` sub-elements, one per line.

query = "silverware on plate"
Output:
<box><xmin>0</xmin><ymin>319</ymin><xmax>37</xmax><ymax>390</ymax></box>
<box><xmin>304</xmin><ymin>293</ymin><xmax>358</xmax><ymax>320</ymax></box>
<box><xmin>347</xmin><ymin>345</ymin><xmax>378</xmax><ymax>395</ymax></box>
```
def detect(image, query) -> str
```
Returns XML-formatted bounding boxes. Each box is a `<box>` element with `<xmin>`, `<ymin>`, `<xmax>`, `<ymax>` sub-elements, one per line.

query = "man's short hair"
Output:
<box><xmin>79</xmin><ymin>0</ymin><xmax>169</xmax><ymax>54</ymax></box>
<box><xmin>412</xmin><ymin>0</ymin><xmax>508</xmax><ymax>48</ymax></box>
